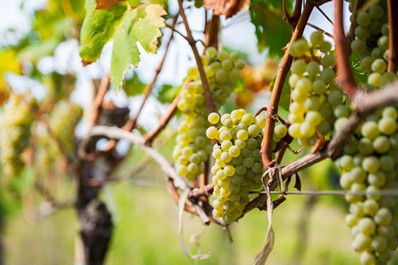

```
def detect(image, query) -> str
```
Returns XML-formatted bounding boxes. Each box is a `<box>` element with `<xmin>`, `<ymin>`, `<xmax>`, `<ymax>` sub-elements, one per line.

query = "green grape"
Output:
<box><xmin>321</xmin><ymin>54</ymin><xmax>336</xmax><ymax>68</ymax></box>
<box><xmin>353</xmin><ymin>233</ymin><xmax>372</xmax><ymax>251</ymax></box>
<box><xmin>356</xmin><ymin>12</ymin><xmax>372</xmax><ymax>27</ymax></box>
<box><xmin>319</xmin><ymin>41</ymin><xmax>332</xmax><ymax>53</ymax></box>
<box><xmin>360</xmin><ymin>56</ymin><xmax>373</xmax><ymax>72</ymax></box>
<box><xmin>378</xmin><ymin>36</ymin><xmax>389</xmax><ymax>50</ymax></box>
<box><xmin>289</xmin><ymin>39</ymin><xmax>310</xmax><ymax>57</ymax></box>
<box><xmin>206</xmin><ymin>47</ymin><xmax>218</xmax><ymax>57</ymax></box>
<box><xmin>355</xmin><ymin>26</ymin><xmax>371</xmax><ymax>40</ymax></box>
<box><xmin>372</xmin><ymin>135</ymin><xmax>390</xmax><ymax>153</ymax></box>
<box><xmin>306</xmin><ymin>61</ymin><xmax>320</xmax><ymax>77</ymax></box>
<box><xmin>274</xmin><ymin>124</ymin><xmax>287</xmax><ymax>139</ymax></box>
<box><xmin>368</xmin><ymin>72</ymin><xmax>382</xmax><ymax>87</ymax></box>
<box><xmin>351</xmin><ymin>39</ymin><xmax>367</xmax><ymax>54</ymax></box>
<box><xmin>361</xmin><ymin>121</ymin><xmax>380</xmax><ymax>140</ymax></box>
<box><xmin>310</xmin><ymin>30</ymin><xmax>324</xmax><ymax>46</ymax></box>
<box><xmin>321</xmin><ymin>68</ymin><xmax>336</xmax><ymax>84</ymax></box>
<box><xmin>374</xmin><ymin>207</ymin><xmax>392</xmax><ymax>226</ymax></box>
<box><xmin>357</xmin><ymin>217</ymin><xmax>376</xmax><ymax>235</ymax></box>
<box><xmin>360</xmin><ymin>251</ymin><xmax>376</xmax><ymax>265</ymax></box>
<box><xmin>369</xmin><ymin>5</ymin><xmax>384</xmax><ymax>20</ymax></box>
<box><xmin>291</xmin><ymin>59</ymin><xmax>307</xmax><ymax>75</ymax></box>
<box><xmin>208</xmin><ymin>112</ymin><xmax>220</xmax><ymax>124</ymax></box>
<box><xmin>371</xmin><ymin>58</ymin><xmax>387</xmax><ymax>74</ymax></box>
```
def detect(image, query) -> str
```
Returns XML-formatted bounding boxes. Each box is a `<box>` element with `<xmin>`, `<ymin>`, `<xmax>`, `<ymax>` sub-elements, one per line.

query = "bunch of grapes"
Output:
<box><xmin>0</xmin><ymin>95</ymin><xmax>34</xmax><ymax>179</ymax></box>
<box><xmin>206</xmin><ymin>110</ymin><xmax>265</xmax><ymax>224</ymax></box>
<box><xmin>348</xmin><ymin>1</ymin><xmax>394</xmax><ymax>89</ymax></box>
<box><xmin>173</xmin><ymin>47</ymin><xmax>245</xmax><ymax>180</ymax></box>
<box><xmin>48</xmin><ymin>100</ymin><xmax>82</xmax><ymax>156</ymax></box>
<box><xmin>287</xmin><ymin>31</ymin><xmax>347</xmax><ymax>147</ymax></box>
<box><xmin>33</xmin><ymin>100</ymin><xmax>81</xmax><ymax>174</ymax></box>
<box><xmin>334</xmin><ymin>1</ymin><xmax>398</xmax><ymax>263</ymax></box>
<box><xmin>335</xmin><ymin>106</ymin><xmax>398</xmax><ymax>264</ymax></box>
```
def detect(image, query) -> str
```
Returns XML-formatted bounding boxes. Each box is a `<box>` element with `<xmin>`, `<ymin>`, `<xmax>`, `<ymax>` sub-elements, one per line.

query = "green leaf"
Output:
<box><xmin>276</xmin><ymin>73</ymin><xmax>291</xmax><ymax>113</ymax></box>
<box><xmin>18</xmin><ymin>38</ymin><xmax>59</xmax><ymax>62</ymax></box>
<box><xmin>96</xmin><ymin>0</ymin><xmax>126</xmax><ymax>9</ymax></box>
<box><xmin>127</xmin><ymin>0</ymin><xmax>141</xmax><ymax>7</ymax></box>
<box><xmin>123</xmin><ymin>71</ymin><xmax>146</xmax><ymax>97</ymax></box>
<box><xmin>249</xmin><ymin>3</ymin><xmax>291</xmax><ymax>57</ymax></box>
<box><xmin>156</xmin><ymin>83</ymin><xmax>179</xmax><ymax>103</ymax></box>
<box><xmin>79</xmin><ymin>0</ymin><xmax>127</xmax><ymax>65</ymax></box>
<box><xmin>111</xmin><ymin>4</ymin><xmax>166</xmax><ymax>92</ymax></box>
<box><xmin>351</xmin><ymin>53</ymin><xmax>368</xmax><ymax>85</ymax></box>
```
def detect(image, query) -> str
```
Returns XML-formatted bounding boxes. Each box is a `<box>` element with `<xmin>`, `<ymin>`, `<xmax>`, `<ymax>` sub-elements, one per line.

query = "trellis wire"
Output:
<box><xmin>253</xmin><ymin>189</ymin><xmax>398</xmax><ymax>197</ymax></box>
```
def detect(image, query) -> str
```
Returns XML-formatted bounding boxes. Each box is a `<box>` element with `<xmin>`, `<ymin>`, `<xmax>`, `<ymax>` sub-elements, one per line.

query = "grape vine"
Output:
<box><xmin>2</xmin><ymin>0</ymin><xmax>398</xmax><ymax>264</ymax></box>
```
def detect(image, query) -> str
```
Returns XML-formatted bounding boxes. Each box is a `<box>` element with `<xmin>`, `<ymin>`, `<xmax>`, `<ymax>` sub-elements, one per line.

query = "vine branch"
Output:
<box><xmin>334</xmin><ymin>0</ymin><xmax>357</xmax><ymax>100</ymax></box>
<box><xmin>387</xmin><ymin>0</ymin><xmax>398</xmax><ymax>72</ymax></box>
<box><xmin>261</xmin><ymin>1</ymin><xmax>315</xmax><ymax>167</ymax></box>
<box><xmin>177</xmin><ymin>0</ymin><xmax>215</xmax><ymax>113</ymax></box>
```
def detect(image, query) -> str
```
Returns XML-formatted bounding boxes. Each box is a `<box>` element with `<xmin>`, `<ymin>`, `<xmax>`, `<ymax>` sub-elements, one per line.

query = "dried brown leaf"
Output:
<box><xmin>96</xmin><ymin>0</ymin><xmax>125</xmax><ymax>9</ymax></box>
<box><xmin>204</xmin><ymin>0</ymin><xmax>249</xmax><ymax>18</ymax></box>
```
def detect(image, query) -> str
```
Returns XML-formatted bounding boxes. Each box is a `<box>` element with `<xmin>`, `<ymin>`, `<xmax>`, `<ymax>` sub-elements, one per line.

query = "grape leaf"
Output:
<box><xmin>123</xmin><ymin>71</ymin><xmax>146</xmax><ymax>97</ymax></box>
<box><xmin>127</xmin><ymin>0</ymin><xmax>141</xmax><ymax>7</ymax></box>
<box><xmin>157</xmin><ymin>83</ymin><xmax>179</xmax><ymax>103</ymax></box>
<box><xmin>249</xmin><ymin>3</ymin><xmax>291</xmax><ymax>57</ymax></box>
<box><xmin>111</xmin><ymin>4</ymin><xmax>166</xmax><ymax>92</ymax></box>
<box><xmin>79</xmin><ymin>0</ymin><xmax>127</xmax><ymax>65</ymax></box>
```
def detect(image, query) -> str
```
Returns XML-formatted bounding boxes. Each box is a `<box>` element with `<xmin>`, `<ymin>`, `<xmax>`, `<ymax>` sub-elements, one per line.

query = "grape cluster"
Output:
<box><xmin>206</xmin><ymin>109</ymin><xmax>265</xmax><ymax>224</ymax></box>
<box><xmin>0</xmin><ymin>95</ymin><xmax>34</xmax><ymax>179</ymax></box>
<box><xmin>348</xmin><ymin>0</ymin><xmax>395</xmax><ymax>89</ymax></box>
<box><xmin>334</xmin><ymin>1</ymin><xmax>398</xmax><ymax>263</ymax></box>
<box><xmin>335</xmin><ymin>107</ymin><xmax>398</xmax><ymax>264</ymax></box>
<box><xmin>173</xmin><ymin>48</ymin><xmax>245</xmax><ymax>180</ymax></box>
<box><xmin>287</xmin><ymin>32</ymin><xmax>346</xmax><ymax>147</ymax></box>
<box><xmin>34</xmin><ymin>100</ymin><xmax>82</xmax><ymax>174</ymax></box>
<box><xmin>48</xmin><ymin>100</ymin><xmax>82</xmax><ymax>155</ymax></box>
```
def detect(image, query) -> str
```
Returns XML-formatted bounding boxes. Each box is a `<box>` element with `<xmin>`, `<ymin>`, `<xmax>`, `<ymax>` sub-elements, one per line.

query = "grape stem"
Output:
<box><xmin>177</xmin><ymin>0</ymin><xmax>215</xmax><ymax>113</ymax></box>
<box><xmin>334</xmin><ymin>0</ymin><xmax>357</xmax><ymax>100</ymax></box>
<box><xmin>387</xmin><ymin>0</ymin><xmax>398</xmax><ymax>72</ymax></box>
<box><xmin>261</xmin><ymin>1</ymin><xmax>314</xmax><ymax>167</ymax></box>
